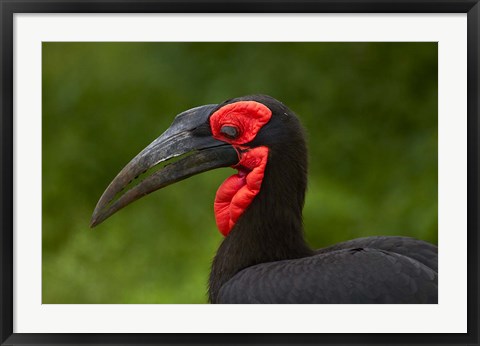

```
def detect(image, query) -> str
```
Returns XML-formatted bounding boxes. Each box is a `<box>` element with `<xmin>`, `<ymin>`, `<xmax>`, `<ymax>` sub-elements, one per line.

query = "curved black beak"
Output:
<box><xmin>90</xmin><ymin>104</ymin><xmax>239</xmax><ymax>227</ymax></box>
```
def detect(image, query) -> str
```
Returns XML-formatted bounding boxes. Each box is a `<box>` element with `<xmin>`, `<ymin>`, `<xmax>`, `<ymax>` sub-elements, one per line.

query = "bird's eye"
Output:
<box><xmin>220</xmin><ymin>125</ymin><xmax>239</xmax><ymax>139</ymax></box>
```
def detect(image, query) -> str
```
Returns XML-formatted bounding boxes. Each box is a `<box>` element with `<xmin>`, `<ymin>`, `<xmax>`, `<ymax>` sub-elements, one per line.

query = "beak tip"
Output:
<box><xmin>89</xmin><ymin>218</ymin><xmax>98</xmax><ymax>228</ymax></box>
<box><xmin>90</xmin><ymin>210</ymin><xmax>103</xmax><ymax>228</ymax></box>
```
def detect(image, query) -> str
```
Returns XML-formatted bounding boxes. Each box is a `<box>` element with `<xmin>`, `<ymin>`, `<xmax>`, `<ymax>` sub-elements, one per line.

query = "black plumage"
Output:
<box><xmin>215</xmin><ymin>237</ymin><xmax>437</xmax><ymax>303</ymax></box>
<box><xmin>207</xmin><ymin>95</ymin><xmax>437</xmax><ymax>304</ymax></box>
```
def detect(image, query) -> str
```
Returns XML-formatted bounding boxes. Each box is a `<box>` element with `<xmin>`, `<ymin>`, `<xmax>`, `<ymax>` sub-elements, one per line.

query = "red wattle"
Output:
<box><xmin>214</xmin><ymin>146</ymin><xmax>269</xmax><ymax>236</ymax></box>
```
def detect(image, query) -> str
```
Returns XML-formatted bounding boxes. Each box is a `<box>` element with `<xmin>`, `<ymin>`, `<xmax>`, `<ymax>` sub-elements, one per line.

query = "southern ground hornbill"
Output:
<box><xmin>91</xmin><ymin>94</ymin><xmax>438</xmax><ymax>304</ymax></box>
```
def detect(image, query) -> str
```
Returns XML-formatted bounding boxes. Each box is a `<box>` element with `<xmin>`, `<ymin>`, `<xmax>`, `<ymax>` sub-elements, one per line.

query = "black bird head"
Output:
<box><xmin>91</xmin><ymin>95</ymin><xmax>308</xmax><ymax>238</ymax></box>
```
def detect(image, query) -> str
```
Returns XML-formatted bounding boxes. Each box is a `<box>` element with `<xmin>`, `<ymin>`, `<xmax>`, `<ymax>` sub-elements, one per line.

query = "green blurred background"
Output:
<box><xmin>42</xmin><ymin>42</ymin><xmax>437</xmax><ymax>304</ymax></box>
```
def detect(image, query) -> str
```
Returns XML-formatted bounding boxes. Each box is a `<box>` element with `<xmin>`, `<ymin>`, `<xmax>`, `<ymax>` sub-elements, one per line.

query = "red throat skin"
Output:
<box><xmin>214</xmin><ymin>146</ymin><xmax>269</xmax><ymax>236</ymax></box>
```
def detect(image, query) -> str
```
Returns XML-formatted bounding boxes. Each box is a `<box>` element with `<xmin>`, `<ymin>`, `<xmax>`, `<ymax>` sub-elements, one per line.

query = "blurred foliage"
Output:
<box><xmin>42</xmin><ymin>42</ymin><xmax>437</xmax><ymax>304</ymax></box>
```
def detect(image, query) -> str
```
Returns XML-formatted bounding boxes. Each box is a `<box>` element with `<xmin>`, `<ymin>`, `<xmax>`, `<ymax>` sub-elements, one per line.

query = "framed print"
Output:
<box><xmin>1</xmin><ymin>1</ymin><xmax>479</xmax><ymax>345</ymax></box>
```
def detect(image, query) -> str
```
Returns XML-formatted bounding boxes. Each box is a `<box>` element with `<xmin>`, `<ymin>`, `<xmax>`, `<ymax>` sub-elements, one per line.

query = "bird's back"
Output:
<box><xmin>315</xmin><ymin>236</ymin><xmax>438</xmax><ymax>272</ymax></box>
<box><xmin>216</xmin><ymin>236</ymin><xmax>438</xmax><ymax>304</ymax></box>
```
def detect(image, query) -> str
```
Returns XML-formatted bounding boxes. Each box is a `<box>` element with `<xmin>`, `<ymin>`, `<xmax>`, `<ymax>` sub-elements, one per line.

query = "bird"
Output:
<box><xmin>91</xmin><ymin>94</ymin><xmax>438</xmax><ymax>304</ymax></box>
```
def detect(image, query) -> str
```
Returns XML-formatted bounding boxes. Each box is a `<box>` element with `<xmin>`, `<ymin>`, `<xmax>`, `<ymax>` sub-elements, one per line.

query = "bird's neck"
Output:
<box><xmin>208</xmin><ymin>145</ymin><xmax>313</xmax><ymax>303</ymax></box>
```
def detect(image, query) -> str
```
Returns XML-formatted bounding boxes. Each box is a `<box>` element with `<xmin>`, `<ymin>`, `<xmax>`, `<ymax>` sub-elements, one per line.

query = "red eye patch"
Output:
<box><xmin>210</xmin><ymin>101</ymin><xmax>272</xmax><ymax>145</ymax></box>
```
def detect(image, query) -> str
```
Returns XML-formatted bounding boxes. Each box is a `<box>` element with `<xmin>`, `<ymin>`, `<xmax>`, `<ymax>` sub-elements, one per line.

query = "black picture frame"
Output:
<box><xmin>1</xmin><ymin>1</ymin><xmax>479</xmax><ymax>345</ymax></box>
